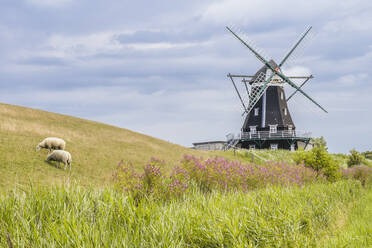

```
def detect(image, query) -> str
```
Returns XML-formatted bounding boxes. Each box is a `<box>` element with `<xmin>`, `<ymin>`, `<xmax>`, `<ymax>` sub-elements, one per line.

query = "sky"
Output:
<box><xmin>0</xmin><ymin>0</ymin><xmax>371</xmax><ymax>153</ymax></box>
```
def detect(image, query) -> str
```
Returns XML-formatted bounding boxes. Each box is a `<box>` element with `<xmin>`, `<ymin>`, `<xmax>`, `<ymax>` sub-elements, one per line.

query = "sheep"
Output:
<box><xmin>36</xmin><ymin>137</ymin><xmax>66</xmax><ymax>153</ymax></box>
<box><xmin>46</xmin><ymin>150</ymin><xmax>72</xmax><ymax>170</ymax></box>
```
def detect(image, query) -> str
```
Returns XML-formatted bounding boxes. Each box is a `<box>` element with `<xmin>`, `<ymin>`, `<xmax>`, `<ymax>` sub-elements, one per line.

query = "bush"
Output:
<box><xmin>362</xmin><ymin>150</ymin><xmax>372</xmax><ymax>160</ymax></box>
<box><xmin>112</xmin><ymin>160</ymin><xmax>144</xmax><ymax>200</ymax></box>
<box><xmin>341</xmin><ymin>166</ymin><xmax>372</xmax><ymax>186</ymax></box>
<box><xmin>180</xmin><ymin>155</ymin><xmax>320</xmax><ymax>192</ymax></box>
<box><xmin>311</xmin><ymin>136</ymin><xmax>328</xmax><ymax>150</ymax></box>
<box><xmin>143</xmin><ymin>157</ymin><xmax>165</xmax><ymax>195</ymax></box>
<box><xmin>294</xmin><ymin>146</ymin><xmax>340</xmax><ymax>182</ymax></box>
<box><xmin>113</xmin><ymin>155</ymin><xmax>322</xmax><ymax>201</ymax></box>
<box><xmin>113</xmin><ymin>157</ymin><xmax>190</xmax><ymax>201</ymax></box>
<box><xmin>347</xmin><ymin>149</ymin><xmax>366</xmax><ymax>167</ymax></box>
<box><xmin>113</xmin><ymin>157</ymin><xmax>168</xmax><ymax>200</ymax></box>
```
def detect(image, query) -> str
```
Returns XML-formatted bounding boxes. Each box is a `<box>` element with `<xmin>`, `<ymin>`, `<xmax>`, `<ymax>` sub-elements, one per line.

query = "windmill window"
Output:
<box><xmin>269</xmin><ymin>125</ymin><xmax>277</xmax><ymax>134</ymax></box>
<box><xmin>271</xmin><ymin>143</ymin><xmax>278</xmax><ymax>150</ymax></box>
<box><xmin>249</xmin><ymin>126</ymin><xmax>257</xmax><ymax>134</ymax></box>
<box><xmin>284</xmin><ymin>108</ymin><xmax>287</xmax><ymax>115</ymax></box>
<box><xmin>288</xmin><ymin>125</ymin><xmax>293</xmax><ymax>130</ymax></box>
<box><xmin>254</xmin><ymin>108</ymin><xmax>259</xmax><ymax>116</ymax></box>
<box><xmin>281</xmin><ymin>92</ymin><xmax>284</xmax><ymax>100</ymax></box>
<box><xmin>249</xmin><ymin>144</ymin><xmax>256</xmax><ymax>150</ymax></box>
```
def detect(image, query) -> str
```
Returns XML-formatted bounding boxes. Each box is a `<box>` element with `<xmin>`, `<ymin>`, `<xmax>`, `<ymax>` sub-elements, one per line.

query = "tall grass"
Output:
<box><xmin>320</xmin><ymin>185</ymin><xmax>372</xmax><ymax>247</ymax></box>
<box><xmin>0</xmin><ymin>181</ymin><xmax>363</xmax><ymax>247</ymax></box>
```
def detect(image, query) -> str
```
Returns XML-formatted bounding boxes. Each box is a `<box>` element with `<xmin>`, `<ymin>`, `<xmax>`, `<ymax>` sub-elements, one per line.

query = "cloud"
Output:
<box><xmin>201</xmin><ymin>0</ymin><xmax>371</xmax><ymax>27</ymax></box>
<box><xmin>117</xmin><ymin>30</ymin><xmax>185</xmax><ymax>44</ymax></box>
<box><xmin>45</xmin><ymin>32</ymin><xmax>123</xmax><ymax>57</ymax></box>
<box><xmin>202</xmin><ymin>0</ymin><xmax>329</xmax><ymax>26</ymax></box>
<box><xmin>337</xmin><ymin>73</ymin><xmax>368</xmax><ymax>87</ymax></box>
<box><xmin>18</xmin><ymin>56</ymin><xmax>67</xmax><ymax>66</ymax></box>
<box><xmin>282</xmin><ymin>66</ymin><xmax>312</xmax><ymax>77</ymax></box>
<box><xmin>26</xmin><ymin>0</ymin><xmax>72</xmax><ymax>7</ymax></box>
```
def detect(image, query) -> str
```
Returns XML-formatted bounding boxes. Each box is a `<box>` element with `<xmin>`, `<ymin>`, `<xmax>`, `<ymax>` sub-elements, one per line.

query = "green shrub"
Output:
<box><xmin>311</xmin><ymin>136</ymin><xmax>328</xmax><ymax>150</ymax></box>
<box><xmin>294</xmin><ymin>146</ymin><xmax>340</xmax><ymax>182</ymax></box>
<box><xmin>113</xmin><ymin>157</ymin><xmax>169</xmax><ymax>201</ymax></box>
<box><xmin>341</xmin><ymin>166</ymin><xmax>372</xmax><ymax>186</ymax></box>
<box><xmin>112</xmin><ymin>160</ymin><xmax>144</xmax><ymax>200</ymax></box>
<box><xmin>347</xmin><ymin>149</ymin><xmax>365</xmax><ymax>167</ymax></box>
<box><xmin>362</xmin><ymin>150</ymin><xmax>372</xmax><ymax>160</ymax></box>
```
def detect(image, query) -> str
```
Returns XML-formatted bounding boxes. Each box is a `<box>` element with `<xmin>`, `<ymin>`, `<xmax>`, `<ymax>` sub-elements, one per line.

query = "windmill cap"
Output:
<box><xmin>249</xmin><ymin>60</ymin><xmax>279</xmax><ymax>84</ymax></box>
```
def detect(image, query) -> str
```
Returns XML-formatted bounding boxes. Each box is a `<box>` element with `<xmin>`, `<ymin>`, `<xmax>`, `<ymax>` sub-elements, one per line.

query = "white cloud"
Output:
<box><xmin>126</xmin><ymin>41</ymin><xmax>210</xmax><ymax>51</ymax></box>
<box><xmin>201</xmin><ymin>0</ymin><xmax>370</xmax><ymax>26</ymax></box>
<box><xmin>282</xmin><ymin>66</ymin><xmax>311</xmax><ymax>77</ymax></box>
<box><xmin>43</xmin><ymin>31</ymin><xmax>212</xmax><ymax>59</ymax></box>
<box><xmin>323</xmin><ymin>8</ymin><xmax>372</xmax><ymax>32</ymax></box>
<box><xmin>202</xmin><ymin>0</ymin><xmax>329</xmax><ymax>24</ymax></box>
<box><xmin>26</xmin><ymin>0</ymin><xmax>72</xmax><ymax>7</ymax></box>
<box><xmin>338</xmin><ymin>73</ymin><xmax>368</xmax><ymax>87</ymax></box>
<box><xmin>45</xmin><ymin>32</ymin><xmax>124</xmax><ymax>58</ymax></box>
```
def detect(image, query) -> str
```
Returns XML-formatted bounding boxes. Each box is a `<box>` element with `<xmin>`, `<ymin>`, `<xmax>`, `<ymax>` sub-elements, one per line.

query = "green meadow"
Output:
<box><xmin>0</xmin><ymin>102</ymin><xmax>371</xmax><ymax>247</ymax></box>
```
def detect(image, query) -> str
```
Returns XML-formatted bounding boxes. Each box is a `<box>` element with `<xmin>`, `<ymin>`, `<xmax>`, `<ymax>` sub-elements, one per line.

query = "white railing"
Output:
<box><xmin>236</xmin><ymin>130</ymin><xmax>311</xmax><ymax>140</ymax></box>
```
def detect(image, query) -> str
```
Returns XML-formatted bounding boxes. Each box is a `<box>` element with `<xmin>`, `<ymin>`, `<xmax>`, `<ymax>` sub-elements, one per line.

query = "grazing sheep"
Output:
<box><xmin>46</xmin><ymin>150</ymin><xmax>72</xmax><ymax>170</ymax></box>
<box><xmin>36</xmin><ymin>137</ymin><xmax>66</xmax><ymax>153</ymax></box>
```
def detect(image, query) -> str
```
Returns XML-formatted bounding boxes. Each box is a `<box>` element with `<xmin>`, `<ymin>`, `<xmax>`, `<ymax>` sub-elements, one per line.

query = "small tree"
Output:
<box><xmin>347</xmin><ymin>149</ymin><xmax>365</xmax><ymax>167</ymax></box>
<box><xmin>294</xmin><ymin>146</ymin><xmax>340</xmax><ymax>182</ymax></box>
<box><xmin>311</xmin><ymin>136</ymin><xmax>327</xmax><ymax>150</ymax></box>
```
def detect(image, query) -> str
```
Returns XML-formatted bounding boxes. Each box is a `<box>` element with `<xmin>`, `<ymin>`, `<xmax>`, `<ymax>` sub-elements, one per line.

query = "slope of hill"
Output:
<box><xmin>0</xmin><ymin>103</ymin><xmax>212</xmax><ymax>189</ymax></box>
<box><xmin>0</xmin><ymin>102</ymin><xmax>355</xmax><ymax>190</ymax></box>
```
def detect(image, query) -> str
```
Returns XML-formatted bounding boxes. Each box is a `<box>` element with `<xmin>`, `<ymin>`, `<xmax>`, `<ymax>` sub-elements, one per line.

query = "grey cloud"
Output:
<box><xmin>115</xmin><ymin>27</ymin><xmax>222</xmax><ymax>44</ymax></box>
<box><xmin>117</xmin><ymin>31</ymin><xmax>184</xmax><ymax>44</ymax></box>
<box><xmin>18</xmin><ymin>56</ymin><xmax>67</xmax><ymax>66</ymax></box>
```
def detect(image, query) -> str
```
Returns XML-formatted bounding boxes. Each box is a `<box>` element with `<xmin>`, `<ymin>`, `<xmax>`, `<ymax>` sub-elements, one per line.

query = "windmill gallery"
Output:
<box><xmin>193</xmin><ymin>27</ymin><xmax>327</xmax><ymax>151</ymax></box>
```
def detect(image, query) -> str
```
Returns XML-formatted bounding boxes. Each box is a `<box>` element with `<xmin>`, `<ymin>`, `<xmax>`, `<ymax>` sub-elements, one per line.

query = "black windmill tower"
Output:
<box><xmin>226</xmin><ymin>26</ymin><xmax>327</xmax><ymax>150</ymax></box>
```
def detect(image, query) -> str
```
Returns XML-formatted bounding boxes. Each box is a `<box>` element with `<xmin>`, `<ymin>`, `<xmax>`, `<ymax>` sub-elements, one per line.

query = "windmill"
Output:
<box><xmin>226</xmin><ymin>26</ymin><xmax>326</xmax><ymax>151</ymax></box>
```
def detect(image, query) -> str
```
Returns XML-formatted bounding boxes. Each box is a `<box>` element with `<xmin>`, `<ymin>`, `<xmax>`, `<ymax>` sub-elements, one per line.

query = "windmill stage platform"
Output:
<box><xmin>225</xmin><ymin>130</ymin><xmax>312</xmax><ymax>151</ymax></box>
<box><xmin>192</xmin><ymin>130</ymin><xmax>312</xmax><ymax>151</ymax></box>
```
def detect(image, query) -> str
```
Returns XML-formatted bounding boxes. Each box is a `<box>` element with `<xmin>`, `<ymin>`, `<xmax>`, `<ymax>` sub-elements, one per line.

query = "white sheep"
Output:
<box><xmin>36</xmin><ymin>137</ymin><xmax>66</xmax><ymax>153</ymax></box>
<box><xmin>46</xmin><ymin>150</ymin><xmax>72</xmax><ymax>170</ymax></box>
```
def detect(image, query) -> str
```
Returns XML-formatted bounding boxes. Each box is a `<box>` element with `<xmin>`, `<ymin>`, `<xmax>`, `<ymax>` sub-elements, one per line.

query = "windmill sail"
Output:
<box><xmin>246</xmin><ymin>72</ymin><xmax>267</xmax><ymax>114</ymax></box>
<box><xmin>226</xmin><ymin>26</ymin><xmax>327</xmax><ymax>113</ymax></box>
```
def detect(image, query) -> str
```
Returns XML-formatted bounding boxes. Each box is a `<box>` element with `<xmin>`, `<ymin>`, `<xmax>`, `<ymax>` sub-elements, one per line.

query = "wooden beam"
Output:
<box><xmin>228</xmin><ymin>74</ymin><xmax>313</xmax><ymax>80</ymax></box>
<box><xmin>227</xmin><ymin>73</ymin><xmax>248</xmax><ymax>113</ymax></box>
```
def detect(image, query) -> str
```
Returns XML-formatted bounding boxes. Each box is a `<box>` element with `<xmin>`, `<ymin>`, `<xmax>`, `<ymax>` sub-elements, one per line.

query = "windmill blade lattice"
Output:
<box><xmin>226</xmin><ymin>25</ymin><xmax>327</xmax><ymax>113</ymax></box>
<box><xmin>227</xmin><ymin>25</ymin><xmax>270</xmax><ymax>63</ymax></box>
<box><xmin>245</xmin><ymin>72</ymin><xmax>268</xmax><ymax>114</ymax></box>
<box><xmin>285</xmin><ymin>28</ymin><xmax>317</xmax><ymax>67</ymax></box>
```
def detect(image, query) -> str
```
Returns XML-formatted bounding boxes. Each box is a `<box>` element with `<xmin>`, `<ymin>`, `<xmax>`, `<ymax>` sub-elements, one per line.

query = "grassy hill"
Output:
<box><xmin>0</xmin><ymin>103</ymin><xmax>215</xmax><ymax>189</ymax></box>
<box><xmin>0</xmin><ymin>102</ymin><xmax>363</xmax><ymax>190</ymax></box>
<box><xmin>3</xmin><ymin>102</ymin><xmax>292</xmax><ymax>189</ymax></box>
